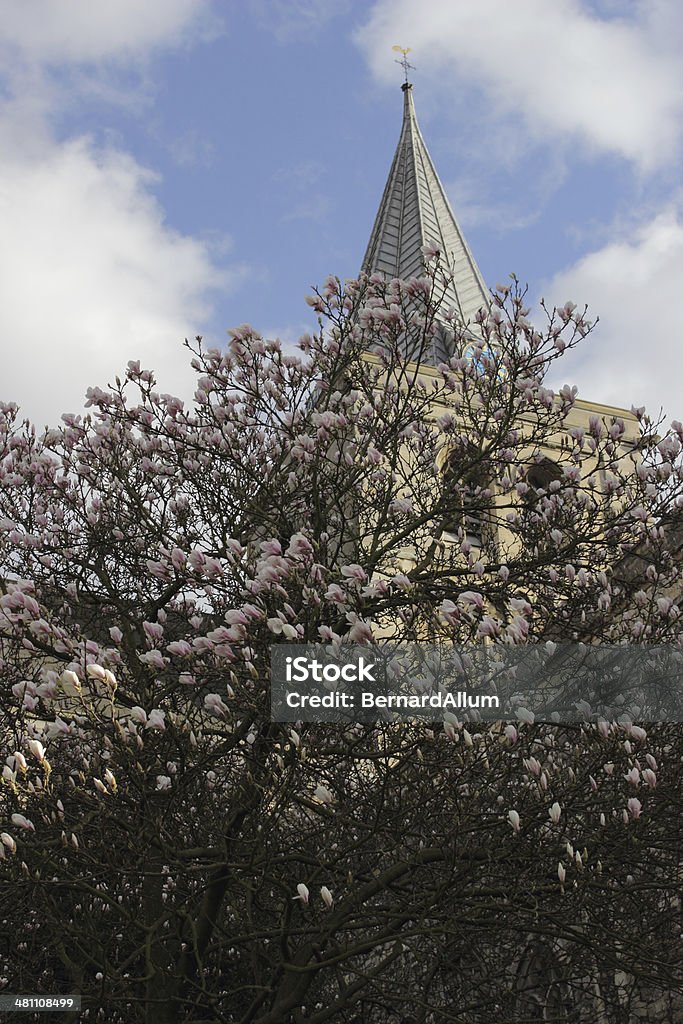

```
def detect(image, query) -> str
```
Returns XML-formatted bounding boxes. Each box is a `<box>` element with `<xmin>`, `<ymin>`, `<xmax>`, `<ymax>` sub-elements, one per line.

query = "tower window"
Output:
<box><xmin>441</xmin><ymin>450</ymin><xmax>490</xmax><ymax>548</ymax></box>
<box><xmin>524</xmin><ymin>458</ymin><xmax>562</xmax><ymax>502</ymax></box>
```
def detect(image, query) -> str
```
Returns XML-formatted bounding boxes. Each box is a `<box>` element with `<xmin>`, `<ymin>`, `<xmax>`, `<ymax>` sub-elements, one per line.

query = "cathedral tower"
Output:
<box><xmin>361</xmin><ymin>82</ymin><xmax>489</xmax><ymax>333</ymax></box>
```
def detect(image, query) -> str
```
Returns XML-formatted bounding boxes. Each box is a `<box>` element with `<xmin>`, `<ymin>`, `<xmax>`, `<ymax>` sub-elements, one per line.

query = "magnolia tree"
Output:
<box><xmin>1</xmin><ymin>260</ymin><xmax>682</xmax><ymax>1023</ymax></box>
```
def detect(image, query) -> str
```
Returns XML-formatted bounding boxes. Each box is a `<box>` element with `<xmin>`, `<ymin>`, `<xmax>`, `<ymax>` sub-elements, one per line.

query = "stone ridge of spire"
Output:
<box><xmin>361</xmin><ymin>83</ymin><xmax>489</xmax><ymax>333</ymax></box>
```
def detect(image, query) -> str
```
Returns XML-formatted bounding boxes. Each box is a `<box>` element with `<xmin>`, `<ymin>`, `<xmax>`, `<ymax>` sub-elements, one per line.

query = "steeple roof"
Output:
<box><xmin>361</xmin><ymin>83</ymin><xmax>489</xmax><ymax>329</ymax></box>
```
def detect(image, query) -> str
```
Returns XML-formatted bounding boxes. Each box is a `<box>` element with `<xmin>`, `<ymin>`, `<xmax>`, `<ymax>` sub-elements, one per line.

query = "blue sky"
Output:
<box><xmin>1</xmin><ymin>0</ymin><xmax>682</xmax><ymax>427</ymax></box>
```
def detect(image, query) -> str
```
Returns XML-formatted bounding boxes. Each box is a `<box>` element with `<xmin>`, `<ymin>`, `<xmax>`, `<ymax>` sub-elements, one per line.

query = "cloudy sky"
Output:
<box><xmin>1</xmin><ymin>0</ymin><xmax>681</xmax><ymax>428</ymax></box>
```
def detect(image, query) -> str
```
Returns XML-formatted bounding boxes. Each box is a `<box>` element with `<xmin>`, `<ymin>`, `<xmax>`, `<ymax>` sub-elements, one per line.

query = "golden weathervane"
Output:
<box><xmin>392</xmin><ymin>45</ymin><xmax>415</xmax><ymax>84</ymax></box>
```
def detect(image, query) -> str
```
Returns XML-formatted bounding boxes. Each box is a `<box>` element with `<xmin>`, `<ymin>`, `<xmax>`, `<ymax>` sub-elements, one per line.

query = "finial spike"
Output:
<box><xmin>392</xmin><ymin>45</ymin><xmax>415</xmax><ymax>86</ymax></box>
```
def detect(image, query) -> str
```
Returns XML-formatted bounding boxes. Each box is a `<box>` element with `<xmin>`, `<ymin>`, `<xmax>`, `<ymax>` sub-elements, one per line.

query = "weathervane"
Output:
<box><xmin>392</xmin><ymin>45</ymin><xmax>415</xmax><ymax>85</ymax></box>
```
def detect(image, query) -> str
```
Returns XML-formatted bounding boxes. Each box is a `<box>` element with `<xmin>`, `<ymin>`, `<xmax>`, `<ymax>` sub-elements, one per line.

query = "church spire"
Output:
<box><xmin>361</xmin><ymin>82</ymin><xmax>489</xmax><ymax>330</ymax></box>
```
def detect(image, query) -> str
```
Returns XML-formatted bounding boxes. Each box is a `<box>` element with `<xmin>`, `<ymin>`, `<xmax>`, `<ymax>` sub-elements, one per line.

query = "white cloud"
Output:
<box><xmin>544</xmin><ymin>210</ymin><xmax>683</xmax><ymax>422</ymax></box>
<box><xmin>0</xmin><ymin>131</ymin><xmax>235</xmax><ymax>428</ymax></box>
<box><xmin>0</xmin><ymin>0</ymin><xmax>238</xmax><ymax>429</ymax></box>
<box><xmin>0</xmin><ymin>0</ymin><xmax>217</xmax><ymax>64</ymax></box>
<box><xmin>356</xmin><ymin>0</ymin><xmax>683</xmax><ymax>171</ymax></box>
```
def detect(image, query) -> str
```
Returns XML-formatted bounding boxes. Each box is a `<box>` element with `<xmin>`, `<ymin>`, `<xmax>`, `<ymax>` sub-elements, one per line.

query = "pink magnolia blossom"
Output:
<box><xmin>143</xmin><ymin>621</ymin><xmax>164</xmax><ymax>643</ymax></box>
<box><xmin>146</xmin><ymin>709</ymin><xmax>166</xmax><ymax>731</ymax></box>
<box><xmin>204</xmin><ymin>694</ymin><xmax>229</xmax><ymax>719</ymax></box>
<box><xmin>11</xmin><ymin>681</ymin><xmax>36</xmax><ymax>701</ymax></box>
<box><xmin>286</xmin><ymin>534</ymin><xmax>314</xmax><ymax>559</ymax></box>
<box><xmin>421</xmin><ymin>241</ymin><xmax>441</xmax><ymax>260</ymax></box>
<box><xmin>340</xmin><ymin>564</ymin><xmax>366</xmax><ymax>582</ymax></box>
<box><xmin>167</xmin><ymin>640</ymin><xmax>192</xmax><ymax>657</ymax></box>
<box><xmin>225</xmin><ymin>609</ymin><xmax>249</xmax><ymax>626</ymax></box>
<box><xmin>627</xmin><ymin>797</ymin><xmax>642</xmax><ymax>820</ymax></box>
<box><xmin>477</xmin><ymin>616</ymin><xmax>500</xmax><ymax>639</ymax></box>
<box><xmin>347</xmin><ymin>618</ymin><xmax>374</xmax><ymax>644</ymax></box>
<box><xmin>656</xmin><ymin>597</ymin><xmax>676</xmax><ymax>618</ymax></box>
<box><xmin>10</xmin><ymin>814</ymin><xmax>34</xmax><ymax>831</ymax></box>
<box><xmin>139</xmin><ymin>650</ymin><xmax>166</xmax><ymax>671</ymax></box>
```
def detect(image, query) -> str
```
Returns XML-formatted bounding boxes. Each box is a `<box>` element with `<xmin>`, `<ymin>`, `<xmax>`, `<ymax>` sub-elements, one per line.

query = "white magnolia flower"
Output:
<box><xmin>27</xmin><ymin>740</ymin><xmax>46</xmax><ymax>763</ymax></box>
<box><xmin>295</xmin><ymin>883</ymin><xmax>309</xmax><ymax>904</ymax></box>
<box><xmin>313</xmin><ymin>785</ymin><xmax>334</xmax><ymax>805</ymax></box>
<box><xmin>1</xmin><ymin>833</ymin><xmax>17</xmax><ymax>854</ymax></box>
<box><xmin>60</xmin><ymin>670</ymin><xmax>80</xmax><ymax>690</ymax></box>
